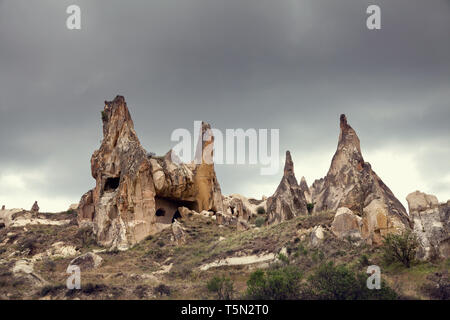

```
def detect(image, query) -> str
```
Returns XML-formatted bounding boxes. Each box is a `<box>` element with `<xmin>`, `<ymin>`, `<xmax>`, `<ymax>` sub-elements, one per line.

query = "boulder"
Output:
<box><xmin>266</xmin><ymin>151</ymin><xmax>308</xmax><ymax>224</ymax></box>
<box><xmin>78</xmin><ymin>96</ymin><xmax>224</xmax><ymax>250</ymax></box>
<box><xmin>331</xmin><ymin>207</ymin><xmax>362</xmax><ymax>240</ymax></box>
<box><xmin>310</xmin><ymin>225</ymin><xmax>325</xmax><ymax>247</ymax></box>
<box><xmin>69</xmin><ymin>252</ymin><xmax>103</xmax><ymax>271</ymax></box>
<box><xmin>406</xmin><ymin>191</ymin><xmax>439</xmax><ymax>213</ymax></box>
<box><xmin>311</xmin><ymin>115</ymin><xmax>410</xmax><ymax>244</ymax></box>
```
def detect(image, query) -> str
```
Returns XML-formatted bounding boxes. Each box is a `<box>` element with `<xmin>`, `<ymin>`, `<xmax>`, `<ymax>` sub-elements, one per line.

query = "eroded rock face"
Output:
<box><xmin>78</xmin><ymin>96</ymin><xmax>224</xmax><ymax>250</ymax></box>
<box><xmin>266</xmin><ymin>151</ymin><xmax>308</xmax><ymax>224</ymax></box>
<box><xmin>31</xmin><ymin>201</ymin><xmax>39</xmax><ymax>214</ymax></box>
<box><xmin>331</xmin><ymin>207</ymin><xmax>362</xmax><ymax>240</ymax></box>
<box><xmin>407</xmin><ymin>191</ymin><xmax>449</xmax><ymax>260</ymax></box>
<box><xmin>299</xmin><ymin>177</ymin><xmax>312</xmax><ymax>204</ymax></box>
<box><xmin>311</xmin><ymin>115</ymin><xmax>410</xmax><ymax>244</ymax></box>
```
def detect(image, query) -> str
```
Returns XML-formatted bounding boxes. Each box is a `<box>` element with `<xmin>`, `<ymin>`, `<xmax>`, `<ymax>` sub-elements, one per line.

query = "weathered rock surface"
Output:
<box><xmin>78</xmin><ymin>96</ymin><xmax>223</xmax><ymax>250</ymax></box>
<box><xmin>171</xmin><ymin>220</ymin><xmax>187</xmax><ymax>245</ymax></box>
<box><xmin>299</xmin><ymin>177</ymin><xmax>312</xmax><ymax>204</ymax></box>
<box><xmin>331</xmin><ymin>207</ymin><xmax>362</xmax><ymax>240</ymax></box>
<box><xmin>0</xmin><ymin>209</ymin><xmax>70</xmax><ymax>229</ymax></box>
<box><xmin>31</xmin><ymin>201</ymin><xmax>39</xmax><ymax>214</ymax></box>
<box><xmin>69</xmin><ymin>252</ymin><xmax>103</xmax><ymax>271</ymax></box>
<box><xmin>407</xmin><ymin>191</ymin><xmax>449</xmax><ymax>260</ymax></box>
<box><xmin>311</xmin><ymin>115</ymin><xmax>410</xmax><ymax>244</ymax></box>
<box><xmin>266</xmin><ymin>151</ymin><xmax>308</xmax><ymax>224</ymax></box>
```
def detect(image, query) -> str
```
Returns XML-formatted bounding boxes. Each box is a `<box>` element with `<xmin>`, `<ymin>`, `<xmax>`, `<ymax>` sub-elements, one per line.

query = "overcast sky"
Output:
<box><xmin>0</xmin><ymin>0</ymin><xmax>449</xmax><ymax>212</ymax></box>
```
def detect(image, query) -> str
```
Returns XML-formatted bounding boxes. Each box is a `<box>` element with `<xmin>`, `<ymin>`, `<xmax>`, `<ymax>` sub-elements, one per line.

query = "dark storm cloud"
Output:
<box><xmin>0</xmin><ymin>0</ymin><xmax>449</xmax><ymax>210</ymax></box>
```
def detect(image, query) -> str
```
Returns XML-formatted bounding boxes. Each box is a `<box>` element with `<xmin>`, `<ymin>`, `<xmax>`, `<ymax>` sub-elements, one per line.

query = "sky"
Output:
<box><xmin>0</xmin><ymin>0</ymin><xmax>449</xmax><ymax>213</ymax></box>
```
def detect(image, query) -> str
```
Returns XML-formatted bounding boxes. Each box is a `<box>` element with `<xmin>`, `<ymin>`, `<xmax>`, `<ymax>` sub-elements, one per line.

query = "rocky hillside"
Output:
<box><xmin>0</xmin><ymin>96</ymin><xmax>448</xmax><ymax>300</ymax></box>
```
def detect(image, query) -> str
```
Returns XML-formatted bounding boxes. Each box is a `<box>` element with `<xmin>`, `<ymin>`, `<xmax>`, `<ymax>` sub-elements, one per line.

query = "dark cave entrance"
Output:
<box><xmin>172</xmin><ymin>210</ymin><xmax>182</xmax><ymax>223</ymax></box>
<box><xmin>104</xmin><ymin>177</ymin><xmax>120</xmax><ymax>192</ymax></box>
<box><xmin>155</xmin><ymin>196</ymin><xmax>195</xmax><ymax>225</ymax></box>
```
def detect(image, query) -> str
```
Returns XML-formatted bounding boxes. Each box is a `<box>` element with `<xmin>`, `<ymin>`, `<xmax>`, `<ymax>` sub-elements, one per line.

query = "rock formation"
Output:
<box><xmin>311</xmin><ymin>114</ymin><xmax>410</xmax><ymax>245</ymax></box>
<box><xmin>299</xmin><ymin>177</ymin><xmax>312</xmax><ymax>204</ymax></box>
<box><xmin>78</xmin><ymin>96</ymin><xmax>223</xmax><ymax>250</ymax></box>
<box><xmin>407</xmin><ymin>191</ymin><xmax>449</xmax><ymax>260</ymax></box>
<box><xmin>31</xmin><ymin>201</ymin><xmax>39</xmax><ymax>214</ymax></box>
<box><xmin>331</xmin><ymin>207</ymin><xmax>363</xmax><ymax>240</ymax></box>
<box><xmin>266</xmin><ymin>151</ymin><xmax>308</xmax><ymax>224</ymax></box>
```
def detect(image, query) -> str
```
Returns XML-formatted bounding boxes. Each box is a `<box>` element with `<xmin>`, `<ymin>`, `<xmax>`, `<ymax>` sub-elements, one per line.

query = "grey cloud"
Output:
<box><xmin>0</xmin><ymin>0</ymin><xmax>449</xmax><ymax>210</ymax></box>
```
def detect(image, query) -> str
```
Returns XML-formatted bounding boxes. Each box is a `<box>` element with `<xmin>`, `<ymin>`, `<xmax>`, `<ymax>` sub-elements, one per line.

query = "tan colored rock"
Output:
<box><xmin>311</xmin><ymin>114</ymin><xmax>410</xmax><ymax>244</ymax></box>
<box><xmin>331</xmin><ymin>207</ymin><xmax>363</xmax><ymax>240</ymax></box>
<box><xmin>406</xmin><ymin>191</ymin><xmax>439</xmax><ymax>213</ymax></box>
<box><xmin>299</xmin><ymin>177</ymin><xmax>312</xmax><ymax>203</ymax></box>
<box><xmin>361</xmin><ymin>199</ymin><xmax>406</xmax><ymax>245</ymax></box>
<box><xmin>266</xmin><ymin>151</ymin><xmax>308</xmax><ymax>224</ymax></box>
<box><xmin>310</xmin><ymin>225</ymin><xmax>325</xmax><ymax>247</ymax></box>
<box><xmin>171</xmin><ymin>220</ymin><xmax>187</xmax><ymax>245</ymax></box>
<box><xmin>78</xmin><ymin>96</ymin><xmax>224</xmax><ymax>250</ymax></box>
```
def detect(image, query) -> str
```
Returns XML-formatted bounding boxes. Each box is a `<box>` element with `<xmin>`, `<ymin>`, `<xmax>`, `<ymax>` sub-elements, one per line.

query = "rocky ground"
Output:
<box><xmin>0</xmin><ymin>209</ymin><xmax>448</xmax><ymax>300</ymax></box>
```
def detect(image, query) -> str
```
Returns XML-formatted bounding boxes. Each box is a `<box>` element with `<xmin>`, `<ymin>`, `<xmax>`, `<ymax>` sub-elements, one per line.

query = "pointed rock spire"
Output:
<box><xmin>266</xmin><ymin>151</ymin><xmax>308</xmax><ymax>225</ymax></box>
<box><xmin>311</xmin><ymin>114</ymin><xmax>410</xmax><ymax>245</ymax></box>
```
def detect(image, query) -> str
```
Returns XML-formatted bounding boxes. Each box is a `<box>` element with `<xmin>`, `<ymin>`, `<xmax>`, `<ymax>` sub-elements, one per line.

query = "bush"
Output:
<box><xmin>207</xmin><ymin>276</ymin><xmax>234</xmax><ymax>300</ymax></box>
<box><xmin>154</xmin><ymin>284</ymin><xmax>171</xmax><ymax>297</ymax></box>
<box><xmin>256</xmin><ymin>206</ymin><xmax>266</xmax><ymax>215</ymax></box>
<box><xmin>381</xmin><ymin>230</ymin><xmax>419</xmax><ymax>268</ymax></box>
<box><xmin>255</xmin><ymin>217</ymin><xmax>265</xmax><ymax>228</ymax></box>
<box><xmin>246</xmin><ymin>266</ymin><xmax>303</xmax><ymax>300</ymax></box>
<box><xmin>306</xmin><ymin>262</ymin><xmax>397</xmax><ymax>300</ymax></box>
<box><xmin>307</xmin><ymin>203</ymin><xmax>315</xmax><ymax>214</ymax></box>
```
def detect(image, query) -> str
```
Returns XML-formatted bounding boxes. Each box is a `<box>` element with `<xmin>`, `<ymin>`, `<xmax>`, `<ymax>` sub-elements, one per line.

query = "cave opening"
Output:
<box><xmin>172</xmin><ymin>210</ymin><xmax>182</xmax><ymax>223</ymax></box>
<box><xmin>156</xmin><ymin>208</ymin><xmax>166</xmax><ymax>217</ymax></box>
<box><xmin>104</xmin><ymin>177</ymin><xmax>120</xmax><ymax>191</ymax></box>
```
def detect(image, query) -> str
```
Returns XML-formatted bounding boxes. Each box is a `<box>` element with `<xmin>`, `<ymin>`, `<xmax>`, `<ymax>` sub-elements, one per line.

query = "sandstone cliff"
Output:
<box><xmin>78</xmin><ymin>96</ymin><xmax>223</xmax><ymax>249</ymax></box>
<box><xmin>266</xmin><ymin>151</ymin><xmax>308</xmax><ymax>224</ymax></box>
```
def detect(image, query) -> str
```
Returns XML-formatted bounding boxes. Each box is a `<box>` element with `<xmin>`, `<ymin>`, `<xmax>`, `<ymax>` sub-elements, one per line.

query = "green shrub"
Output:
<box><xmin>307</xmin><ymin>203</ymin><xmax>315</xmax><ymax>214</ymax></box>
<box><xmin>381</xmin><ymin>230</ymin><xmax>419</xmax><ymax>268</ymax></box>
<box><xmin>306</xmin><ymin>262</ymin><xmax>397</xmax><ymax>300</ymax></box>
<box><xmin>207</xmin><ymin>276</ymin><xmax>234</xmax><ymax>300</ymax></box>
<box><xmin>255</xmin><ymin>217</ymin><xmax>265</xmax><ymax>228</ymax></box>
<box><xmin>154</xmin><ymin>284</ymin><xmax>171</xmax><ymax>297</ymax></box>
<box><xmin>256</xmin><ymin>206</ymin><xmax>266</xmax><ymax>215</ymax></box>
<box><xmin>246</xmin><ymin>266</ymin><xmax>303</xmax><ymax>300</ymax></box>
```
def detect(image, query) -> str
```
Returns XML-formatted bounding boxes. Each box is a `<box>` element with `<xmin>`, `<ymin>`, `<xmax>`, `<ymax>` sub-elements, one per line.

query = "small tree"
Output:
<box><xmin>381</xmin><ymin>230</ymin><xmax>419</xmax><ymax>268</ymax></box>
<box><xmin>207</xmin><ymin>276</ymin><xmax>234</xmax><ymax>300</ymax></box>
<box><xmin>307</xmin><ymin>203</ymin><xmax>315</xmax><ymax>214</ymax></box>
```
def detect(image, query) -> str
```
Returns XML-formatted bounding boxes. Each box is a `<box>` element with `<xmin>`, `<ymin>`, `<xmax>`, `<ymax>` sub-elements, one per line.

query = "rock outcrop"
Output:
<box><xmin>407</xmin><ymin>191</ymin><xmax>449</xmax><ymax>260</ymax></box>
<box><xmin>311</xmin><ymin>114</ymin><xmax>411</xmax><ymax>244</ymax></box>
<box><xmin>266</xmin><ymin>151</ymin><xmax>308</xmax><ymax>224</ymax></box>
<box><xmin>299</xmin><ymin>177</ymin><xmax>312</xmax><ymax>204</ymax></box>
<box><xmin>31</xmin><ymin>201</ymin><xmax>39</xmax><ymax>214</ymax></box>
<box><xmin>331</xmin><ymin>207</ymin><xmax>362</xmax><ymax>240</ymax></box>
<box><xmin>78</xmin><ymin>96</ymin><xmax>223</xmax><ymax>250</ymax></box>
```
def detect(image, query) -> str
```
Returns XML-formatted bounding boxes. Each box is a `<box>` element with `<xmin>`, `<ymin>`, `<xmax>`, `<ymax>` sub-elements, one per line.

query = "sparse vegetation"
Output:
<box><xmin>255</xmin><ymin>217</ymin><xmax>265</xmax><ymax>228</ymax></box>
<box><xmin>305</xmin><ymin>262</ymin><xmax>397</xmax><ymax>300</ymax></box>
<box><xmin>307</xmin><ymin>202</ymin><xmax>315</xmax><ymax>214</ymax></box>
<box><xmin>381</xmin><ymin>230</ymin><xmax>419</xmax><ymax>268</ymax></box>
<box><xmin>207</xmin><ymin>276</ymin><xmax>234</xmax><ymax>300</ymax></box>
<box><xmin>246</xmin><ymin>266</ymin><xmax>303</xmax><ymax>300</ymax></box>
<box><xmin>154</xmin><ymin>284</ymin><xmax>171</xmax><ymax>297</ymax></box>
<box><xmin>75</xmin><ymin>226</ymin><xmax>96</xmax><ymax>248</ymax></box>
